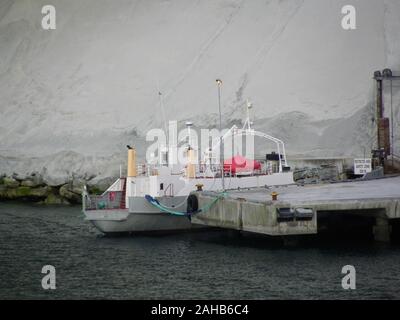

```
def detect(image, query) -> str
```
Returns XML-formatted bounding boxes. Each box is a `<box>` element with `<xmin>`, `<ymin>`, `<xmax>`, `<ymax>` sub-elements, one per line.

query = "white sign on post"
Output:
<box><xmin>354</xmin><ymin>158</ymin><xmax>372</xmax><ymax>175</ymax></box>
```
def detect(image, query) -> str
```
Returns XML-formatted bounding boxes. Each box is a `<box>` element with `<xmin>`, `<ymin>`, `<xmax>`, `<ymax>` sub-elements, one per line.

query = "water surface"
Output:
<box><xmin>0</xmin><ymin>202</ymin><xmax>399</xmax><ymax>299</ymax></box>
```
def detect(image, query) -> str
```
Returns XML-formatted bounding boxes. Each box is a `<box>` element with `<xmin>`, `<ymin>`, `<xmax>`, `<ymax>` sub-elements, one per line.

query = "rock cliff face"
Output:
<box><xmin>0</xmin><ymin>0</ymin><xmax>399</xmax><ymax>186</ymax></box>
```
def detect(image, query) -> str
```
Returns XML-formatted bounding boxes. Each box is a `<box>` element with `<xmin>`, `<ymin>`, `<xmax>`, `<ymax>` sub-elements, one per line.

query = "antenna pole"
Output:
<box><xmin>158</xmin><ymin>90</ymin><xmax>169</xmax><ymax>165</ymax></box>
<box><xmin>216</xmin><ymin>79</ymin><xmax>225</xmax><ymax>190</ymax></box>
<box><xmin>390</xmin><ymin>79</ymin><xmax>394</xmax><ymax>167</ymax></box>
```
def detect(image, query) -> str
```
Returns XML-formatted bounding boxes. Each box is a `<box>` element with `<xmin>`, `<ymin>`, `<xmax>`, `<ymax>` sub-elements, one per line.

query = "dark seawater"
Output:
<box><xmin>0</xmin><ymin>202</ymin><xmax>399</xmax><ymax>300</ymax></box>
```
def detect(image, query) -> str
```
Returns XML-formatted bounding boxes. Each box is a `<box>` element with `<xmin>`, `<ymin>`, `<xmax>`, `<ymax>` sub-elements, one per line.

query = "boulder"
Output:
<box><xmin>3</xmin><ymin>177</ymin><xmax>20</xmax><ymax>188</ymax></box>
<box><xmin>21</xmin><ymin>180</ymin><xmax>36</xmax><ymax>187</ymax></box>
<box><xmin>0</xmin><ymin>185</ymin><xmax>7</xmax><ymax>198</ymax></box>
<box><xmin>87</xmin><ymin>176</ymin><xmax>115</xmax><ymax>192</ymax></box>
<box><xmin>44</xmin><ymin>193</ymin><xmax>70</xmax><ymax>205</ymax></box>
<box><xmin>43</xmin><ymin>176</ymin><xmax>69</xmax><ymax>187</ymax></box>
<box><xmin>88</xmin><ymin>186</ymin><xmax>105</xmax><ymax>195</ymax></box>
<box><xmin>70</xmin><ymin>179</ymin><xmax>86</xmax><ymax>195</ymax></box>
<box><xmin>15</xmin><ymin>186</ymin><xmax>32</xmax><ymax>197</ymax></box>
<box><xmin>29</xmin><ymin>186</ymin><xmax>52</xmax><ymax>198</ymax></box>
<box><xmin>20</xmin><ymin>174</ymin><xmax>44</xmax><ymax>188</ymax></box>
<box><xmin>5</xmin><ymin>188</ymin><xmax>17</xmax><ymax>199</ymax></box>
<box><xmin>12</xmin><ymin>172</ymin><xmax>31</xmax><ymax>182</ymax></box>
<box><xmin>293</xmin><ymin>169</ymin><xmax>307</xmax><ymax>181</ymax></box>
<box><xmin>59</xmin><ymin>184</ymin><xmax>82</xmax><ymax>204</ymax></box>
<box><xmin>4</xmin><ymin>186</ymin><xmax>51</xmax><ymax>200</ymax></box>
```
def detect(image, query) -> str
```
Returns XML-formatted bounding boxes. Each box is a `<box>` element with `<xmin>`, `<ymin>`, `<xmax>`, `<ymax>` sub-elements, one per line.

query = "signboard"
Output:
<box><xmin>354</xmin><ymin>158</ymin><xmax>372</xmax><ymax>175</ymax></box>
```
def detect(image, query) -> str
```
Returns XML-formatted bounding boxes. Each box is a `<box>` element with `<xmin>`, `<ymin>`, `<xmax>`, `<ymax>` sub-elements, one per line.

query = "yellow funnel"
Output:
<box><xmin>127</xmin><ymin>148</ymin><xmax>137</xmax><ymax>177</ymax></box>
<box><xmin>186</xmin><ymin>148</ymin><xmax>196</xmax><ymax>179</ymax></box>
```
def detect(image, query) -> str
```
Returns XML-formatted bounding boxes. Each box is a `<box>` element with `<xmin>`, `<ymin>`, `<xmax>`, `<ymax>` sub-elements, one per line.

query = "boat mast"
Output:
<box><xmin>186</xmin><ymin>121</ymin><xmax>193</xmax><ymax>148</ymax></box>
<box><xmin>216</xmin><ymin>79</ymin><xmax>225</xmax><ymax>190</ymax></box>
<box><xmin>158</xmin><ymin>90</ymin><xmax>169</xmax><ymax>165</ymax></box>
<box><xmin>243</xmin><ymin>99</ymin><xmax>253</xmax><ymax>130</ymax></box>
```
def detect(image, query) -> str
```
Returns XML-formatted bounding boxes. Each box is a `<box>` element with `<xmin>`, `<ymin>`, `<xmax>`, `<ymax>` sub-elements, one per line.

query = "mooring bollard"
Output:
<box><xmin>271</xmin><ymin>192</ymin><xmax>278</xmax><ymax>201</ymax></box>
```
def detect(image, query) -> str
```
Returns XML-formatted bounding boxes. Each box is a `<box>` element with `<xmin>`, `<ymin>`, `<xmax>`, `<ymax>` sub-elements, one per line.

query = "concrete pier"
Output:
<box><xmin>192</xmin><ymin>176</ymin><xmax>400</xmax><ymax>242</ymax></box>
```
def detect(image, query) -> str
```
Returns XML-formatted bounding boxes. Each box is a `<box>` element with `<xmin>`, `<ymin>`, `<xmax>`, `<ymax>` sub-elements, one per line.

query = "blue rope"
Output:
<box><xmin>144</xmin><ymin>193</ymin><xmax>224</xmax><ymax>217</ymax></box>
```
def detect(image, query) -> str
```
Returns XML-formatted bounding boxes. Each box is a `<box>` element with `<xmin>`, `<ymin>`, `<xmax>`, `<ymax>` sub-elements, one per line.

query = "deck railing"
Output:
<box><xmin>84</xmin><ymin>191</ymin><xmax>124</xmax><ymax>210</ymax></box>
<box><xmin>134</xmin><ymin>162</ymin><xmax>267</xmax><ymax>178</ymax></box>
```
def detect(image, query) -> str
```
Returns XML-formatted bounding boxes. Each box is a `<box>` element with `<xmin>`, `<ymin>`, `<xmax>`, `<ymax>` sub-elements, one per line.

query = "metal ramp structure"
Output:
<box><xmin>203</xmin><ymin>125</ymin><xmax>289</xmax><ymax>173</ymax></box>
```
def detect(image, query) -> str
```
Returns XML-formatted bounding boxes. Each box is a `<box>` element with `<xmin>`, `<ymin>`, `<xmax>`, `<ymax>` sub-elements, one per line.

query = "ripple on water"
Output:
<box><xmin>1</xmin><ymin>202</ymin><xmax>400</xmax><ymax>299</ymax></box>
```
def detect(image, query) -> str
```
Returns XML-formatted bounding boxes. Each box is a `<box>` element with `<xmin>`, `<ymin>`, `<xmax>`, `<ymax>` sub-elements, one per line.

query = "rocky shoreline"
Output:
<box><xmin>0</xmin><ymin>173</ymin><xmax>106</xmax><ymax>205</ymax></box>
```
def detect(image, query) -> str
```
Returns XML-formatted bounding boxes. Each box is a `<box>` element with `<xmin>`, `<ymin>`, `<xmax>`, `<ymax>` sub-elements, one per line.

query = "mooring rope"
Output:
<box><xmin>144</xmin><ymin>193</ymin><xmax>226</xmax><ymax>217</ymax></box>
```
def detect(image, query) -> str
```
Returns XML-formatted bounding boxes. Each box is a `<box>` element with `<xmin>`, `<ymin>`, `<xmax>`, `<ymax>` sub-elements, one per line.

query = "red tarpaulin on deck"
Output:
<box><xmin>223</xmin><ymin>155</ymin><xmax>261</xmax><ymax>174</ymax></box>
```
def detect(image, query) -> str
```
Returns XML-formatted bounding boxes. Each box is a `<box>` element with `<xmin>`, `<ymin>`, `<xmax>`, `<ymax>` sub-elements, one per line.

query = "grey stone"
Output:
<box><xmin>0</xmin><ymin>185</ymin><xmax>7</xmax><ymax>198</ymax></box>
<box><xmin>21</xmin><ymin>180</ymin><xmax>36</xmax><ymax>187</ymax></box>
<box><xmin>20</xmin><ymin>174</ymin><xmax>44</xmax><ymax>188</ymax></box>
<box><xmin>59</xmin><ymin>184</ymin><xmax>82</xmax><ymax>204</ymax></box>
<box><xmin>44</xmin><ymin>193</ymin><xmax>70</xmax><ymax>205</ymax></box>
<box><xmin>3</xmin><ymin>177</ymin><xmax>20</xmax><ymax>188</ymax></box>
<box><xmin>30</xmin><ymin>186</ymin><xmax>52</xmax><ymax>198</ymax></box>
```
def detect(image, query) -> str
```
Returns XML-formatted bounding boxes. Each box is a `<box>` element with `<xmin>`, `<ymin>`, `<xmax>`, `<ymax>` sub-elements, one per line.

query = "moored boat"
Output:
<box><xmin>82</xmin><ymin>104</ymin><xmax>294</xmax><ymax>234</ymax></box>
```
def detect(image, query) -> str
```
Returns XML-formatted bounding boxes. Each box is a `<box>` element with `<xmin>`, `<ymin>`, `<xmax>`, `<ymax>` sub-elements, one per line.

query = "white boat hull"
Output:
<box><xmin>84</xmin><ymin>196</ymin><xmax>192</xmax><ymax>234</ymax></box>
<box><xmin>84</xmin><ymin>172</ymin><xmax>295</xmax><ymax>234</ymax></box>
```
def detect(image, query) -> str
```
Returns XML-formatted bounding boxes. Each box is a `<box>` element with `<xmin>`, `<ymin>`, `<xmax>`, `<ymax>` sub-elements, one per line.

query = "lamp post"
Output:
<box><xmin>158</xmin><ymin>91</ymin><xmax>169</xmax><ymax>166</ymax></box>
<box><xmin>390</xmin><ymin>78</ymin><xmax>394</xmax><ymax>167</ymax></box>
<box><xmin>245</xmin><ymin>99</ymin><xmax>253</xmax><ymax>130</ymax></box>
<box><xmin>216</xmin><ymin>79</ymin><xmax>225</xmax><ymax>190</ymax></box>
<box><xmin>186</xmin><ymin>121</ymin><xmax>195</xmax><ymax>179</ymax></box>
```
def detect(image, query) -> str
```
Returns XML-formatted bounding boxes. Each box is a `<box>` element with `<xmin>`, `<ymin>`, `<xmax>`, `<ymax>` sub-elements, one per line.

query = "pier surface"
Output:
<box><xmin>192</xmin><ymin>176</ymin><xmax>400</xmax><ymax>242</ymax></box>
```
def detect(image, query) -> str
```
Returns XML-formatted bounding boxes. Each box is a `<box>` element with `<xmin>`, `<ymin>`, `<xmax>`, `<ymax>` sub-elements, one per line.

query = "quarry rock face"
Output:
<box><xmin>0</xmin><ymin>0</ymin><xmax>399</xmax><ymax>183</ymax></box>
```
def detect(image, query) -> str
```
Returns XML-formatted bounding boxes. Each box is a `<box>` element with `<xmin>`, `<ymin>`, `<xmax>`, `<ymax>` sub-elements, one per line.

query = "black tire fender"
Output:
<box><xmin>187</xmin><ymin>194</ymin><xmax>199</xmax><ymax>213</ymax></box>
